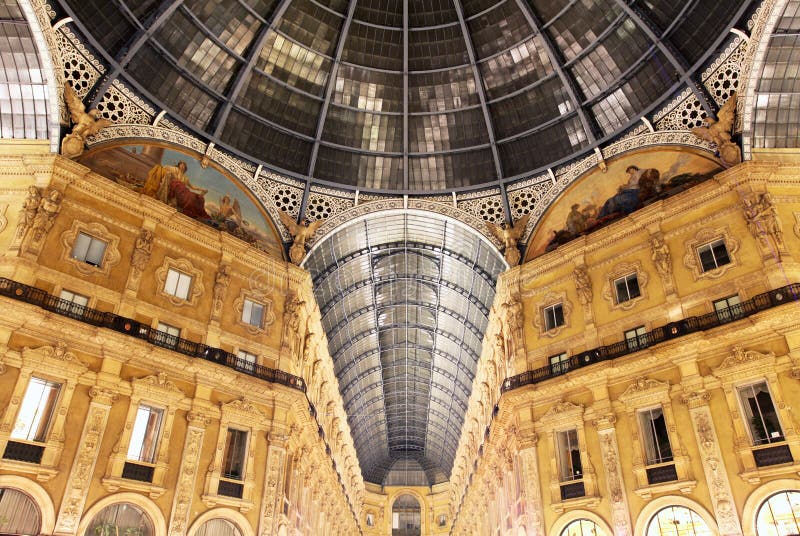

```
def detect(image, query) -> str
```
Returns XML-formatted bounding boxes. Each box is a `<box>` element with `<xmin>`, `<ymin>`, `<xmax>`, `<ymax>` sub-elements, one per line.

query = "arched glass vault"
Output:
<box><xmin>304</xmin><ymin>210</ymin><xmax>506</xmax><ymax>485</ymax></box>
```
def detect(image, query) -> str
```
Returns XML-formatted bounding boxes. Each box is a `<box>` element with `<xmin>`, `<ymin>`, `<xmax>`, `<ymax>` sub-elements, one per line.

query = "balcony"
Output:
<box><xmin>503</xmin><ymin>284</ymin><xmax>800</xmax><ymax>393</ymax></box>
<box><xmin>0</xmin><ymin>278</ymin><xmax>305</xmax><ymax>393</ymax></box>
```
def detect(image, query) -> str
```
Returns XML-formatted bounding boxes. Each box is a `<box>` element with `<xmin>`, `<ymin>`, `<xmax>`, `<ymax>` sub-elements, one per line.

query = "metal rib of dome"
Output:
<box><xmin>55</xmin><ymin>0</ymin><xmax>753</xmax><ymax>192</ymax></box>
<box><xmin>303</xmin><ymin>212</ymin><xmax>505</xmax><ymax>485</ymax></box>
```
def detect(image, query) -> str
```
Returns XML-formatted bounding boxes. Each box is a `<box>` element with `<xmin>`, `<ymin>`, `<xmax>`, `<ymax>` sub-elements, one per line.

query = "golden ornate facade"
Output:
<box><xmin>449</xmin><ymin>160</ymin><xmax>800</xmax><ymax>536</ymax></box>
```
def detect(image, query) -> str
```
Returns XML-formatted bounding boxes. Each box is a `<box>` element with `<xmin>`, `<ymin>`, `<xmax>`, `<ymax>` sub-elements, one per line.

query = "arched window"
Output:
<box><xmin>560</xmin><ymin>519</ymin><xmax>600</xmax><ymax>535</ymax></box>
<box><xmin>195</xmin><ymin>518</ymin><xmax>243</xmax><ymax>536</ymax></box>
<box><xmin>392</xmin><ymin>494</ymin><xmax>421</xmax><ymax>536</ymax></box>
<box><xmin>84</xmin><ymin>503</ymin><xmax>154</xmax><ymax>536</ymax></box>
<box><xmin>0</xmin><ymin>488</ymin><xmax>41</xmax><ymax>535</ymax></box>
<box><xmin>756</xmin><ymin>491</ymin><xmax>800</xmax><ymax>535</ymax></box>
<box><xmin>646</xmin><ymin>506</ymin><xmax>713</xmax><ymax>536</ymax></box>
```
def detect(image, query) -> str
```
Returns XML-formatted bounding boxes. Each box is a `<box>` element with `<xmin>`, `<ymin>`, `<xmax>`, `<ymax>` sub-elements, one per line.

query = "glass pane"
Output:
<box><xmin>0</xmin><ymin>488</ymin><xmax>41</xmax><ymax>534</ymax></box>
<box><xmin>757</xmin><ymin>491</ymin><xmax>800</xmax><ymax>536</ymax></box>
<box><xmin>127</xmin><ymin>405</ymin><xmax>164</xmax><ymax>463</ymax></box>
<box><xmin>646</xmin><ymin>506</ymin><xmax>713</xmax><ymax>536</ymax></box>
<box><xmin>84</xmin><ymin>503</ymin><xmax>154</xmax><ymax>536</ymax></box>
<box><xmin>11</xmin><ymin>377</ymin><xmax>61</xmax><ymax>442</ymax></box>
<box><xmin>71</xmin><ymin>232</ymin><xmax>92</xmax><ymax>261</ymax></box>
<box><xmin>85</xmin><ymin>238</ymin><xmax>107</xmax><ymax>266</ymax></box>
<box><xmin>222</xmin><ymin>429</ymin><xmax>248</xmax><ymax>480</ymax></box>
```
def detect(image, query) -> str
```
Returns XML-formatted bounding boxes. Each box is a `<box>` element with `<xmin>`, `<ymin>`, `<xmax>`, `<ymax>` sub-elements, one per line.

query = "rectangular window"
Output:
<box><xmin>58</xmin><ymin>289</ymin><xmax>89</xmax><ymax>316</ymax></box>
<box><xmin>714</xmin><ymin>295</ymin><xmax>743</xmax><ymax>323</ymax></box>
<box><xmin>638</xmin><ymin>407</ymin><xmax>674</xmax><ymax>465</ymax></box>
<box><xmin>222</xmin><ymin>428</ymin><xmax>248</xmax><ymax>480</ymax></box>
<box><xmin>71</xmin><ymin>232</ymin><xmax>107</xmax><ymax>267</ymax></box>
<box><xmin>625</xmin><ymin>325</ymin><xmax>647</xmax><ymax>351</ymax></box>
<box><xmin>738</xmin><ymin>382</ymin><xmax>784</xmax><ymax>445</ymax></box>
<box><xmin>164</xmin><ymin>268</ymin><xmax>192</xmax><ymax>300</ymax></box>
<box><xmin>11</xmin><ymin>377</ymin><xmax>61</xmax><ymax>442</ymax></box>
<box><xmin>155</xmin><ymin>322</ymin><xmax>180</xmax><ymax>348</ymax></box>
<box><xmin>237</xmin><ymin>350</ymin><xmax>257</xmax><ymax>373</ymax></box>
<box><xmin>697</xmin><ymin>239</ymin><xmax>730</xmax><ymax>272</ymax></box>
<box><xmin>549</xmin><ymin>352</ymin><xmax>569</xmax><ymax>375</ymax></box>
<box><xmin>126</xmin><ymin>405</ymin><xmax>164</xmax><ymax>463</ymax></box>
<box><xmin>242</xmin><ymin>298</ymin><xmax>265</xmax><ymax>328</ymax></box>
<box><xmin>614</xmin><ymin>273</ymin><xmax>641</xmax><ymax>303</ymax></box>
<box><xmin>556</xmin><ymin>429</ymin><xmax>582</xmax><ymax>482</ymax></box>
<box><xmin>543</xmin><ymin>303</ymin><xmax>565</xmax><ymax>331</ymax></box>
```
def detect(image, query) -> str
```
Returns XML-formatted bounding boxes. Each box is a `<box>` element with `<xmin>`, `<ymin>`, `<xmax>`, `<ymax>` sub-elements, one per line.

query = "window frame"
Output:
<box><xmin>101</xmin><ymin>373</ymin><xmax>184</xmax><ymax>496</ymax></box>
<box><xmin>543</xmin><ymin>303</ymin><xmax>565</xmax><ymax>332</ymax></box>
<box><xmin>0</xmin><ymin>344</ymin><xmax>87</xmax><ymax>480</ymax></box>
<box><xmin>736</xmin><ymin>381</ymin><xmax>785</xmax><ymax>446</ymax></box>
<box><xmin>163</xmin><ymin>268</ymin><xmax>193</xmax><ymax>301</ymax></box>
<box><xmin>625</xmin><ymin>325</ymin><xmax>648</xmax><ymax>351</ymax></box>
<box><xmin>241</xmin><ymin>298</ymin><xmax>265</xmax><ymax>328</ymax></box>
<box><xmin>155</xmin><ymin>256</ymin><xmax>204</xmax><ymax>307</ymax></box>
<box><xmin>637</xmin><ymin>405</ymin><xmax>674</xmax><ymax>466</ymax></box>
<box><xmin>549</xmin><ymin>352</ymin><xmax>569</xmax><ymax>376</ymax></box>
<box><xmin>70</xmin><ymin>231</ymin><xmax>108</xmax><ymax>267</ymax></box>
<box><xmin>697</xmin><ymin>238</ymin><xmax>731</xmax><ymax>273</ymax></box>
<box><xmin>713</xmin><ymin>294</ymin><xmax>743</xmax><ymax>323</ymax></box>
<box><xmin>614</xmin><ymin>273</ymin><xmax>641</xmax><ymax>304</ymax></box>
<box><xmin>126</xmin><ymin>404</ymin><xmax>165</xmax><ymax>464</ymax></box>
<box><xmin>9</xmin><ymin>376</ymin><xmax>62</xmax><ymax>444</ymax></box>
<box><xmin>556</xmin><ymin>428</ymin><xmax>583</xmax><ymax>482</ymax></box>
<box><xmin>236</xmin><ymin>350</ymin><xmax>258</xmax><ymax>374</ymax></box>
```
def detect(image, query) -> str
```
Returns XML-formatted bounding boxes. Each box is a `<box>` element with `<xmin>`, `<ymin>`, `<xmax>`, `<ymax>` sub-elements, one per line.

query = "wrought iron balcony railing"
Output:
<box><xmin>502</xmin><ymin>283</ymin><xmax>800</xmax><ymax>393</ymax></box>
<box><xmin>0</xmin><ymin>278</ymin><xmax>305</xmax><ymax>393</ymax></box>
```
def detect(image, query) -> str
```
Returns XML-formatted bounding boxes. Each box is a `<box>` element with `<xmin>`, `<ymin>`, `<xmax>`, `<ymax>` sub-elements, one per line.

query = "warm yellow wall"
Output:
<box><xmin>0</xmin><ymin>152</ymin><xmax>363</xmax><ymax>536</ymax></box>
<box><xmin>451</xmin><ymin>160</ymin><xmax>800</xmax><ymax>536</ymax></box>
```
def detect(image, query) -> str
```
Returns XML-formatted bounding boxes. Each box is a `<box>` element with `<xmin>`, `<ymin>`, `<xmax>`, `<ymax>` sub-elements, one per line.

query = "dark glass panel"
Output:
<box><xmin>489</xmin><ymin>76</ymin><xmax>570</xmax><ymax>139</ymax></box>
<box><xmin>341</xmin><ymin>23</ymin><xmax>403</xmax><ymax>71</ymax></box>
<box><xmin>220</xmin><ymin>110</ymin><xmax>312</xmax><ymax>174</ymax></box>
<box><xmin>62</xmin><ymin>0</ymin><xmax>137</xmax><ymax>56</ymax></box>
<box><xmin>334</xmin><ymin>64</ymin><xmax>404</xmax><ymax>113</ymax></box>
<box><xmin>154</xmin><ymin>9</ymin><xmax>238</xmax><ymax>93</ymax></box>
<box><xmin>127</xmin><ymin>43</ymin><xmax>219</xmax><ymax>129</ymax></box>
<box><xmin>467</xmin><ymin>0</ymin><xmax>533</xmax><ymax>61</ymax></box>
<box><xmin>408</xmin><ymin>109</ymin><xmax>489</xmax><ymax>152</ymax></box>
<box><xmin>499</xmin><ymin>116</ymin><xmax>590</xmax><ymax>176</ymax></box>
<box><xmin>321</xmin><ymin>105</ymin><xmax>403</xmax><ymax>153</ymax></box>
<box><xmin>278</xmin><ymin>0</ymin><xmax>343</xmax><ymax>57</ymax></box>
<box><xmin>313</xmin><ymin>146</ymin><xmax>403</xmax><ymax>189</ymax></box>
<box><xmin>408</xmin><ymin>68</ymin><xmax>480</xmax><ymax>112</ymax></box>
<box><xmin>408</xmin><ymin>25</ymin><xmax>470</xmax><ymax>71</ymax></box>
<box><xmin>237</xmin><ymin>72</ymin><xmax>322</xmax><ymax>136</ymax></box>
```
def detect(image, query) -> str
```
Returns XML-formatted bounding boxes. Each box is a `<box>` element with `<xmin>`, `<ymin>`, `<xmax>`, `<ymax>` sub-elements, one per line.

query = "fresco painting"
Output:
<box><xmin>80</xmin><ymin>144</ymin><xmax>282</xmax><ymax>257</ymax></box>
<box><xmin>526</xmin><ymin>148</ymin><xmax>724</xmax><ymax>259</ymax></box>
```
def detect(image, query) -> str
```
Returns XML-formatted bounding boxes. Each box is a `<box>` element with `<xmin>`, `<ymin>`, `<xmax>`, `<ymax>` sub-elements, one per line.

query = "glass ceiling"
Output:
<box><xmin>54</xmin><ymin>0</ymin><xmax>751</xmax><ymax>192</ymax></box>
<box><xmin>304</xmin><ymin>211</ymin><xmax>505</xmax><ymax>485</ymax></box>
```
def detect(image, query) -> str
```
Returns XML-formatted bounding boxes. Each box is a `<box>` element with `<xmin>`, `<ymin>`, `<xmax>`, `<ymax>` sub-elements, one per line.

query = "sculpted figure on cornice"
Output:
<box><xmin>26</xmin><ymin>188</ymin><xmax>61</xmax><ymax>253</ymax></box>
<box><xmin>279</xmin><ymin>210</ymin><xmax>325</xmax><ymax>265</ymax></box>
<box><xmin>485</xmin><ymin>213</ymin><xmax>531</xmax><ymax>267</ymax></box>
<box><xmin>210</xmin><ymin>264</ymin><xmax>230</xmax><ymax>321</ymax></box>
<box><xmin>61</xmin><ymin>83</ymin><xmax>113</xmax><ymax>159</ymax></box>
<box><xmin>16</xmin><ymin>185</ymin><xmax>41</xmax><ymax>240</ymax></box>
<box><xmin>743</xmin><ymin>191</ymin><xmax>785</xmax><ymax>253</ymax></box>
<box><xmin>691</xmin><ymin>93</ymin><xmax>741</xmax><ymax>167</ymax></box>
<box><xmin>573</xmin><ymin>264</ymin><xmax>592</xmax><ymax>306</ymax></box>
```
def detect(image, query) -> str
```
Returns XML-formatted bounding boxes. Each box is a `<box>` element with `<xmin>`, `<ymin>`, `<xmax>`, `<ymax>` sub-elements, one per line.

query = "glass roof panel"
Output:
<box><xmin>305</xmin><ymin>211</ymin><xmax>505</xmax><ymax>485</ymax></box>
<box><xmin>57</xmin><ymin>0</ymin><xmax>751</xmax><ymax>192</ymax></box>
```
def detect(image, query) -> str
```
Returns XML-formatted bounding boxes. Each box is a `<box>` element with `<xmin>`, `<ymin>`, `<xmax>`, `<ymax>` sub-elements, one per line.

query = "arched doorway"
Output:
<box><xmin>392</xmin><ymin>494</ymin><xmax>421</xmax><ymax>536</ymax></box>
<box><xmin>0</xmin><ymin>487</ymin><xmax>41</xmax><ymax>535</ymax></box>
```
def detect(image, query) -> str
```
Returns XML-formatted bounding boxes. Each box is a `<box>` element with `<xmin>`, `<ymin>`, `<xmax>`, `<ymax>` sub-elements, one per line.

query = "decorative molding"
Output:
<box><xmin>601</xmin><ymin>261</ymin><xmax>649</xmax><ymax>311</ymax></box>
<box><xmin>682</xmin><ymin>226</ymin><xmax>740</xmax><ymax>281</ymax></box>
<box><xmin>618</xmin><ymin>377</ymin><xmax>670</xmax><ymax>405</ymax></box>
<box><xmin>532</xmin><ymin>291</ymin><xmax>573</xmax><ymax>339</ymax></box>
<box><xmin>155</xmin><ymin>256</ymin><xmax>205</xmax><ymax>307</ymax></box>
<box><xmin>167</xmin><ymin>427</ymin><xmax>206</xmax><ymax>536</ymax></box>
<box><xmin>59</xmin><ymin>219</ymin><xmax>121</xmax><ymax>276</ymax></box>
<box><xmin>713</xmin><ymin>346</ymin><xmax>776</xmax><ymax>377</ymax></box>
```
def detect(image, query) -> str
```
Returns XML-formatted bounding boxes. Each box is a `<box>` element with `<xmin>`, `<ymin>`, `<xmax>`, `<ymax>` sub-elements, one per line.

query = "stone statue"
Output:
<box><xmin>691</xmin><ymin>93</ymin><xmax>741</xmax><ymax>167</ymax></box>
<box><xmin>757</xmin><ymin>192</ymin><xmax>785</xmax><ymax>250</ymax></box>
<box><xmin>278</xmin><ymin>210</ymin><xmax>325</xmax><ymax>265</ymax></box>
<box><xmin>61</xmin><ymin>83</ymin><xmax>112</xmax><ymax>159</ymax></box>
<box><xmin>485</xmin><ymin>213</ymin><xmax>532</xmax><ymax>267</ymax></box>
<box><xmin>650</xmin><ymin>234</ymin><xmax>672</xmax><ymax>277</ymax></box>
<box><xmin>30</xmin><ymin>188</ymin><xmax>62</xmax><ymax>243</ymax></box>
<box><xmin>282</xmin><ymin>292</ymin><xmax>306</xmax><ymax>354</ymax></box>
<box><xmin>211</xmin><ymin>264</ymin><xmax>231</xmax><ymax>320</ymax></box>
<box><xmin>130</xmin><ymin>229</ymin><xmax>154</xmax><ymax>275</ymax></box>
<box><xmin>16</xmin><ymin>185</ymin><xmax>41</xmax><ymax>239</ymax></box>
<box><xmin>573</xmin><ymin>264</ymin><xmax>592</xmax><ymax>305</ymax></box>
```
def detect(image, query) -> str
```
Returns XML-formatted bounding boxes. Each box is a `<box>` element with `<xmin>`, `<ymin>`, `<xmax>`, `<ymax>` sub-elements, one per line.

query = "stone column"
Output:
<box><xmin>682</xmin><ymin>389</ymin><xmax>743</xmax><ymax>536</ymax></box>
<box><xmin>517</xmin><ymin>436</ymin><xmax>545</xmax><ymax>536</ymax></box>
<box><xmin>258</xmin><ymin>430</ymin><xmax>289</xmax><ymax>535</ymax></box>
<box><xmin>593</xmin><ymin>414</ymin><xmax>633</xmax><ymax>536</ymax></box>
<box><xmin>54</xmin><ymin>387</ymin><xmax>117</xmax><ymax>535</ymax></box>
<box><xmin>167</xmin><ymin>411</ymin><xmax>211</xmax><ymax>536</ymax></box>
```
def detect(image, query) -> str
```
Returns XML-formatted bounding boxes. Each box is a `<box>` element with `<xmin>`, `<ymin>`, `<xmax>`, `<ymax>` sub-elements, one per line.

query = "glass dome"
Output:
<box><xmin>55</xmin><ymin>0</ymin><xmax>751</xmax><ymax>192</ymax></box>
